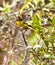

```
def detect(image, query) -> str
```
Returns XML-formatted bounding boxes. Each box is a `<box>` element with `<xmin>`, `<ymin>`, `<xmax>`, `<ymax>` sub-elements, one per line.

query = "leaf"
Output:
<box><xmin>44</xmin><ymin>39</ymin><xmax>49</xmax><ymax>47</ymax></box>
<box><xmin>27</xmin><ymin>31</ymin><xmax>37</xmax><ymax>44</ymax></box>
<box><xmin>3</xmin><ymin>2</ymin><xmax>11</xmax><ymax>13</ymax></box>
<box><xmin>0</xmin><ymin>7</ymin><xmax>3</xmax><ymax>11</ymax></box>
<box><xmin>33</xmin><ymin>0</ymin><xmax>42</xmax><ymax>6</ymax></box>
<box><xmin>27</xmin><ymin>31</ymin><xmax>40</xmax><ymax>46</ymax></box>
<box><xmin>32</xmin><ymin>14</ymin><xmax>39</xmax><ymax>24</ymax></box>
<box><xmin>44</xmin><ymin>54</ymin><xmax>54</xmax><ymax>59</ymax></box>
<box><xmin>52</xmin><ymin>0</ymin><xmax>55</xmax><ymax>4</ymax></box>
<box><xmin>19</xmin><ymin>55</ymin><xmax>23</xmax><ymax>64</ymax></box>
<box><xmin>46</xmin><ymin>2</ymin><xmax>53</xmax><ymax>8</ymax></box>
<box><xmin>48</xmin><ymin>27</ymin><xmax>54</xmax><ymax>33</ymax></box>
<box><xmin>14</xmin><ymin>39</ymin><xmax>18</xmax><ymax>45</ymax></box>
<box><xmin>33</xmin><ymin>44</ymin><xmax>42</xmax><ymax>49</ymax></box>
<box><xmin>52</xmin><ymin>16</ymin><xmax>55</xmax><ymax>27</ymax></box>
<box><xmin>32</xmin><ymin>14</ymin><xmax>41</xmax><ymax>32</ymax></box>
<box><xmin>33</xmin><ymin>0</ymin><xmax>38</xmax><ymax>6</ymax></box>
<box><xmin>27</xmin><ymin>46</ymin><xmax>32</xmax><ymax>49</ymax></box>
<box><xmin>32</xmin><ymin>58</ymin><xmax>37</xmax><ymax>64</ymax></box>
<box><xmin>3</xmin><ymin>2</ymin><xmax>9</xmax><ymax>8</ymax></box>
<box><xmin>11</xmin><ymin>61</ymin><xmax>17</xmax><ymax>65</ymax></box>
<box><xmin>3</xmin><ymin>7</ymin><xmax>11</xmax><ymax>13</ymax></box>
<box><xmin>19</xmin><ymin>0</ymin><xmax>32</xmax><ymax>14</ymax></box>
<box><xmin>51</xmin><ymin>35</ymin><xmax>55</xmax><ymax>42</ymax></box>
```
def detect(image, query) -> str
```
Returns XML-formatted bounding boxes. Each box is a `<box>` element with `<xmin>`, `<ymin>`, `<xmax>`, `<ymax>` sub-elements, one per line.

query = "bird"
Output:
<box><xmin>15</xmin><ymin>15</ymin><xmax>33</xmax><ymax>30</ymax></box>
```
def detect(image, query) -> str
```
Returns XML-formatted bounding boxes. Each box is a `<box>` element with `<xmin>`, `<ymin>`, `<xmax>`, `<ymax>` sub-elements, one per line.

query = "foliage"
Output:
<box><xmin>0</xmin><ymin>0</ymin><xmax>55</xmax><ymax>65</ymax></box>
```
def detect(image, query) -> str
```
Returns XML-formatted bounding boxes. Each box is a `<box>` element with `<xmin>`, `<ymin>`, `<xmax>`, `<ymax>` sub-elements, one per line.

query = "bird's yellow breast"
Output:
<box><xmin>16</xmin><ymin>21</ymin><xmax>28</xmax><ymax>29</ymax></box>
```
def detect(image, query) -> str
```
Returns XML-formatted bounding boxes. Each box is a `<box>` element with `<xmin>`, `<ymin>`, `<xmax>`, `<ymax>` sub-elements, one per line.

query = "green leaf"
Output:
<box><xmin>52</xmin><ymin>16</ymin><xmax>55</xmax><ymax>27</ymax></box>
<box><xmin>32</xmin><ymin>42</ymin><xmax>36</xmax><ymax>47</ymax></box>
<box><xmin>44</xmin><ymin>39</ymin><xmax>49</xmax><ymax>47</ymax></box>
<box><xmin>32</xmin><ymin>58</ymin><xmax>37</xmax><ymax>64</ymax></box>
<box><xmin>52</xmin><ymin>35</ymin><xmax>55</xmax><ymax>39</ymax></box>
<box><xmin>32</xmin><ymin>14</ymin><xmax>39</xmax><ymax>24</ymax></box>
<box><xmin>11</xmin><ymin>61</ymin><xmax>17</xmax><ymax>65</ymax></box>
<box><xmin>32</xmin><ymin>14</ymin><xmax>41</xmax><ymax>32</ymax></box>
<box><xmin>44</xmin><ymin>54</ymin><xmax>54</xmax><ymax>59</ymax></box>
<box><xmin>14</xmin><ymin>39</ymin><xmax>18</xmax><ymax>45</ymax></box>
<box><xmin>19</xmin><ymin>55</ymin><xmax>23</xmax><ymax>64</ymax></box>
<box><xmin>33</xmin><ymin>0</ymin><xmax>38</xmax><ymax>6</ymax></box>
<box><xmin>27</xmin><ymin>31</ymin><xmax>38</xmax><ymax>44</ymax></box>
<box><xmin>51</xmin><ymin>35</ymin><xmax>55</xmax><ymax>42</ymax></box>
<box><xmin>46</xmin><ymin>3</ymin><xmax>53</xmax><ymax>8</ymax></box>
<box><xmin>3</xmin><ymin>7</ymin><xmax>11</xmax><ymax>13</ymax></box>
<box><xmin>19</xmin><ymin>0</ymin><xmax>32</xmax><ymax>13</ymax></box>
<box><xmin>52</xmin><ymin>0</ymin><xmax>55</xmax><ymax>4</ymax></box>
<box><xmin>27</xmin><ymin>31</ymin><xmax>40</xmax><ymax>46</ymax></box>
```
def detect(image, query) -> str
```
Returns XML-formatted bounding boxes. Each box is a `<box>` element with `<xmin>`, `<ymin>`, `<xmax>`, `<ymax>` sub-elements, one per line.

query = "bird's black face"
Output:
<box><xmin>17</xmin><ymin>15</ymin><xmax>23</xmax><ymax>21</ymax></box>
<box><xmin>17</xmin><ymin>14</ymin><xmax>26</xmax><ymax>22</ymax></box>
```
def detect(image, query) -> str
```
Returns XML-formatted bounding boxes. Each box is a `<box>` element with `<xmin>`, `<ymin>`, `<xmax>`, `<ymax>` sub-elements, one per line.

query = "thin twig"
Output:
<box><xmin>21</xmin><ymin>29</ymin><xmax>28</xmax><ymax>46</ymax></box>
